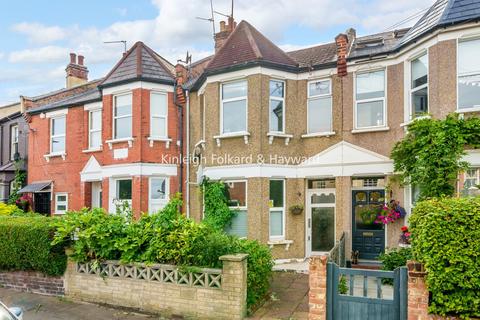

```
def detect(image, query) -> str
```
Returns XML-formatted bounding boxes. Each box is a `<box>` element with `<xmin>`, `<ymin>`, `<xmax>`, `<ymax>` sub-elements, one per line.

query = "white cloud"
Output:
<box><xmin>8</xmin><ymin>46</ymin><xmax>69</xmax><ymax>63</ymax></box>
<box><xmin>3</xmin><ymin>0</ymin><xmax>436</xmax><ymax>100</ymax></box>
<box><xmin>11</xmin><ymin>22</ymin><xmax>66</xmax><ymax>44</ymax></box>
<box><xmin>0</xmin><ymin>52</ymin><xmax>4</xmax><ymax>60</ymax></box>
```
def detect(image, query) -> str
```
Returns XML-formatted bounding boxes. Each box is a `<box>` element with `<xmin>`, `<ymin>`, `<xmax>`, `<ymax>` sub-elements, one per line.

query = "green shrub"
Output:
<box><xmin>0</xmin><ymin>216</ymin><xmax>66</xmax><ymax>275</ymax></box>
<box><xmin>410</xmin><ymin>197</ymin><xmax>480</xmax><ymax>318</ymax></box>
<box><xmin>378</xmin><ymin>247</ymin><xmax>412</xmax><ymax>285</ymax></box>
<box><xmin>53</xmin><ymin>195</ymin><xmax>273</xmax><ymax>310</ymax></box>
<box><xmin>0</xmin><ymin>203</ymin><xmax>23</xmax><ymax>216</ymax></box>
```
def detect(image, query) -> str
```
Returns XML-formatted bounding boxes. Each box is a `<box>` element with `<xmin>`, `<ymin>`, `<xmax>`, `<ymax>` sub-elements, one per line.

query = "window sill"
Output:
<box><xmin>147</xmin><ymin>137</ymin><xmax>172</xmax><ymax>148</ymax></box>
<box><xmin>105</xmin><ymin>137</ymin><xmax>134</xmax><ymax>149</ymax></box>
<box><xmin>351</xmin><ymin>127</ymin><xmax>390</xmax><ymax>134</ymax></box>
<box><xmin>267</xmin><ymin>132</ymin><xmax>293</xmax><ymax>145</ymax></box>
<box><xmin>82</xmin><ymin>147</ymin><xmax>103</xmax><ymax>153</ymax></box>
<box><xmin>301</xmin><ymin>131</ymin><xmax>335</xmax><ymax>138</ymax></box>
<box><xmin>44</xmin><ymin>152</ymin><xmax>66</xmax><ymax>162</ymax></box>
<box><xmin>213</xmin><ymin>132</ymin><xmax>250</xmax><ymax>147</ymax></box>
<box><xmin>456</xmin><ymin>106</ymin><xmax>480</xmax><ymax>114</ymax></box>
<box><xmin>267</xmin><ymin>239</ymin><xmax>294</xmax><ymax>250</ymax></box>
<box><xmin>400</xmin><ymin>115</ymin><xmax>431</xmax><ymax>127</ymax></box>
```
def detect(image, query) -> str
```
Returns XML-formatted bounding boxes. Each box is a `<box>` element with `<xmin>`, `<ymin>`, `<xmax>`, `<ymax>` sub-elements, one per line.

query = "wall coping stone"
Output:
<box><xmin>219</xmin><ymin>253</ymin><xmax>249</xmax><ymax>262</ymax></box>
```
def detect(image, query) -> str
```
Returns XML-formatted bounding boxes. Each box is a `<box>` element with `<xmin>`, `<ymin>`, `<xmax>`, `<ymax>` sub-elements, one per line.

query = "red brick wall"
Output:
<box><xmin>27</xmin><ymin>86</ymin><xmax>181</xmax><ymax>216</ymax></box>
<box><xmin>0</xmin><ymin>271</ymin><xmax>64</xmax><ymax>296</ymax></box>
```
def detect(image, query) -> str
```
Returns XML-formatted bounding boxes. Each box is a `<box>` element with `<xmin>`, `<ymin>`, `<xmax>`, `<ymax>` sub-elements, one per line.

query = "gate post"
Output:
<box><xmin>309</xmin><ymin>255</ymin><xmax>328</xmax><ymax>320</ymax></box>
<box><xmin>407</xmin><ymin>261</ymin><xmax>429</xmax><ymax>320</ymax></box>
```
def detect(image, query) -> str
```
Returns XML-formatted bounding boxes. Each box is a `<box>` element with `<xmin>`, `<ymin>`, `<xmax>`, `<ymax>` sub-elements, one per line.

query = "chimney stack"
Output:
<box><xmin>335</xmin><ymin>28</ymin><xmax>356</xmax><ymax>77</ymax></box>
<box><xmin>214</xmin><ymin>18</ymin><xmax>236</xmax><ymax>53</ymax></box>
<box><xmin>65</xmin><ymin>52</ymin><xmax>88</xmax><ymax>88</ymax></box>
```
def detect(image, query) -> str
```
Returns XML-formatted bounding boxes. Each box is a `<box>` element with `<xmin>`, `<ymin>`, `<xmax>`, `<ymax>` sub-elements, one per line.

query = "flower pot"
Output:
<box><xmin>290</xmin><ymin>207</ymin><xmax>303</xmax><ymax>215</ymax></box>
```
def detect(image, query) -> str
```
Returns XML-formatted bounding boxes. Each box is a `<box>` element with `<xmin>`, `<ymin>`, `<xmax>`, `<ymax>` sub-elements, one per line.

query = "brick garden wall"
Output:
<box><xmin>64</xmin><ymin>254</ymin><xmax>248</xmax><ymax>319</ymax></box>
<box><xmin>0</xmin><ymin>271</ymin><xmax>64</xmax><ymax>296</ymax></box>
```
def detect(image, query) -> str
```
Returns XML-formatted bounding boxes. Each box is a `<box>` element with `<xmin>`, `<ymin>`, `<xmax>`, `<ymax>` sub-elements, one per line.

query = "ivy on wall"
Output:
<box><xmin>201</xmin><ymin>178</ymin><xmax>236</xmax><ymax>231</ymax></box>
<box><xmin>391</xmin><ymin>114</ymin><xmax>480</xmax><ymax>199</ymax></box>
<box><xmin>8</xmin><ymin>159</ymin><xmax>26</xmax><ymax>205</ymax></box>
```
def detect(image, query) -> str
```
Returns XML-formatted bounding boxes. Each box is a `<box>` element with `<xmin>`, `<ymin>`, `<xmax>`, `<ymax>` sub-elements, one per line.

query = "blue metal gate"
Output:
<box><xmin>327</xmin><ymin>262</ymin><xmax>407</xmax><ymax>320</ymax></box>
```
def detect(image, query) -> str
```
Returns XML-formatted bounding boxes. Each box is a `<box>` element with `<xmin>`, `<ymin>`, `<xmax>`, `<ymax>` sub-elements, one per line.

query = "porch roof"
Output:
<box><xmin>18</xmin><ymin>181</ymin><xmax>52</xmax><ymax>193</ymax></box>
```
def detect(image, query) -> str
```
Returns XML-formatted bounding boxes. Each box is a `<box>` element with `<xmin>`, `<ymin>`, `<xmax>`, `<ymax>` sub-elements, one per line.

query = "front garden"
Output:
<box><xmin>0</xmin><ymin>192</ymin><xmax>273</xmax><ymax>313</ymax></box>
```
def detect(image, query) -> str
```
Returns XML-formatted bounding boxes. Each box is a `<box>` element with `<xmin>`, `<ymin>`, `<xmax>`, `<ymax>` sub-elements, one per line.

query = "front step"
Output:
<box><xmin>350</xmin><ymin>259</ymin><xmax>382</xmax><ymax>270</ymax></box>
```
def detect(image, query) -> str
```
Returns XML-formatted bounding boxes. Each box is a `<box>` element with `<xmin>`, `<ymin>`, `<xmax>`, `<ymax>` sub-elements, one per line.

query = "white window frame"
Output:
<box><xmin>269</xmin><ymin>79</ymin><xmax>285</xmax><ymax>133</ymax></box>
<box><xmin>409</xmin><ymin>52</ymin><xmax>429</xmax><ymax>119</ymax></box>
<box><xmin>269</xmin><ymin>179</ymin><xmax>285</xmax><ymax>241</ymax></box>
<box><xmin>88</xmin><ymin>109</ymin><xmax>102</xmax><ymax>150</ymax></box>
<box><xmin>10</xmin><ymin>125</ymin><xmax>18</xmax><ymax>161</ymax></box>
<box><xmin>457</xmin><ymin>37</ymin><xmax>480</xmax><ymax>111</ymax></box>
<box><xmin>307</xmin><ymin>79</ymin><xmax>333</xmax><ymax>134</ymax></box>
<box><xmin>150</xmin><ymin>91</ymin><xmax>168</xmax><ymax>139</ymax></box>
<box><xmin>113</xmin><ymin>92</ymin><xmax>133</xmax><ymax>140</ymax></box>
<box><xmin>225</xmin><ymin>179</ymin><xmax>248</xmax><ymax>238</ymax></box>
<box><xmin>148</xmin><ymin>176</ymin><xmax>170</xmax><ymax>214</ymax></box>
<box><xmin>55</xmin><ymin>193</ymin><xmax>68</xmax><ymax>214</ymax></box>
<box><xmin>354</xmin><ymin>69</ymin><xmax>387</xmax><ymax>130</ymax></box>
<box><xmin>220</xmin><ymin>80</ymin><xmax>248</xmax><ymax>135</ymax></box>
<box><xmin>50</xmin><ymin>116</ymin><xmax>66</xmax><ymax>154</ymax></box>
<box><xmin>464</xmin><ymin>167</ymin><xmax>480</xmax><ymax>189</ymax></box>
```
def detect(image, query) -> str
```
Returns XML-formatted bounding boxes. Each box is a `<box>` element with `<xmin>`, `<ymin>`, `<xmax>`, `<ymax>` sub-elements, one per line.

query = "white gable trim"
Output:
<box><xmin>102</xmin><ymin>81</ymin><xmax>174</xmax><ymax>95</ymax></box>
<box><xmin>202</xmin><ymin>141</ymin><xmax>394</xmax><ymax>179</ymax></box>
<box><xmin>80</xmin><ymin>156</ymin><xmax>102</xmax><ymax>181</ymax></box>
<box><xmin>81</xmin><ymin>159</ymin><xmax>178</xmax><ymax>182</ymax></box>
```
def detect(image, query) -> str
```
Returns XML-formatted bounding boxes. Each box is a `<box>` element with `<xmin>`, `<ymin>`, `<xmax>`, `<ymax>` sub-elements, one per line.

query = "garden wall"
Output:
<box><xmin>0</xmin><ymin>270</ymin><xmax>64</xmax><ymax>296</ymax></box>
<box><xmin>64</xmin><ymin>254</ymin><xmax>248</xmax><ymax>319</ymax></box>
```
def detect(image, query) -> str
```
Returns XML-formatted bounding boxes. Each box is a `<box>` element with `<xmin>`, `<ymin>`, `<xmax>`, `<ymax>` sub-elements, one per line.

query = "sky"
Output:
<box><xmin>0</xmin><ymin>0</ymin><xmax>436</xmax><ymax>105</ymax></box>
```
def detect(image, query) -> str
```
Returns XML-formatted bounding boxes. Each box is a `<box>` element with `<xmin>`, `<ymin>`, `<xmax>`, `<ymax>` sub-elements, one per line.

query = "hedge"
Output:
<box><xmin>0</xmin><ymin>216</ymin><xmax>67</xmax><ymax>276</ymax></box>
<box><xmin>410</xmin><ymin>197</ymin><xmax>480</xmax><ymax>318</ymax></box>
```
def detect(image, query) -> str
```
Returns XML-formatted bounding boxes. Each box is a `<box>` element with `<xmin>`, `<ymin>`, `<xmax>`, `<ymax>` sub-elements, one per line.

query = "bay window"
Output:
<box><xmin>307</xmin><ymin>79</ymin><xmax>332</xmax><ymax>133</ymax></box>
<box><xmin>113</xmin><ymin>93</ymin><xmax>132</xmax><ymax>139</ymax></box>
<box><xmin>221</xmin><ymin>81</ymin><xmax>247</xmax><ymax>134</ymax></box>
<box><xmin>269</xmin><ymin>179</ymin><xmax>285</xmax><ymax>240</ymax></box>
<box><xmin>224</xmin><ymin>180</ymin><xmax>247</xmax><ymax>238</ymax></box>
<box><xmin>410</xmin><ymin>53</ymin><xmax>428</xmax><ymax>118</ymax></box>
<box><xmin>88</xmin><ymin>109</ymin><xmax>102</xmax><ymax>149</ymax></box>
<box><xmin>10</xmin><ymin>125</ymin><xmax>18</xmax><ymax>160</ymax></box>
<box><xmin>150</xmin><ymin>92</ymin><xmax>168</xmax><ymax>138</ymax></box>
<box><xmin>50</xmin><ymin>116</ymin><xmax>66</xmax><ymax>153</ymax></box>
<box><xmin>458</xmin><ymin>38</ymin><xmax>480</xmax><ymax>110</ymax></box>
<box><xmin>269</xmin><ymin>80</ymin><xmax>285</xmax><ymax>132</ymax></box>
<box><xmin>355</xmin><ymin>70</ymin><xmax>386</xmax><ymax>129</ymax></box>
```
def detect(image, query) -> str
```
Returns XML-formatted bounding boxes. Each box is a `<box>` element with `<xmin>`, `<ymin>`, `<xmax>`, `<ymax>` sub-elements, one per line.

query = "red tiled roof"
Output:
<box><xmin>206</xmin><ymin>20</ymin><xmax>298</xmax><ymax>72</ymax></box>
<box><xmin>287</xmin><ymin>42</ymin><xmax>337</xmax><ymax>68</ymax></box>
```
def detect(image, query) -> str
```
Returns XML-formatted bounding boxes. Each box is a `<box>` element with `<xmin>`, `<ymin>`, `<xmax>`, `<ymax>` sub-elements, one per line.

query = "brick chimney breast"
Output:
<box><xmin>65</xmin><ymin>53</ymin><xmax>88</xmax><ymax>88</ymax></box>
<box><xmin>214</xmin><ymin>18</ymin><xmax>236</xmax><ymax>53</ymax></box>
<box><xmin>335</xmin><ymin>33</ymin><xmax>349</xmax><ymax>77</ymax></box>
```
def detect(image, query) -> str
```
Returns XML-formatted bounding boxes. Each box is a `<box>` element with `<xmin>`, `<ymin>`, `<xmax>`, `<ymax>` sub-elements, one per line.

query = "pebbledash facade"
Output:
<box><xmin>21</xmin><ymin>42</ymin><xmax>182</xmax><ymax>217</ymax></box>
<box><xmin>181</xmin><ymin>0</ymin><xmax>480</xmax><ymax>261</ymax></box>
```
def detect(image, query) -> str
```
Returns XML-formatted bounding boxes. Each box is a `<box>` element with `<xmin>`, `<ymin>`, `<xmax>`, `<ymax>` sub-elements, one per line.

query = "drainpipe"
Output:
<box><xmin>185</xmin><ymin>89</ymin><xmax>190</xmax><ymax>218</ymax></box>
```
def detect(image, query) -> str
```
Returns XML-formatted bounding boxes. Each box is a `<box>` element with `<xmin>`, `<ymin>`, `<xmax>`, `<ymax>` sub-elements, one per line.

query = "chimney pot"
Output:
<box><xmin>215</xmin><ymin>19</ymin><xmax>236</xmax><ymax>53</ymax></box>
<box><xmin>220</xmin><ymin>21</ymin><xmax>226</xmax><ymax>32</ymax></box>
<box><xmin>78</xmin><ymin>55</ymin><xmax>84</xmax><ymax>66</ymax></box>
<box><xmin>69</xmin><ymin>53</ymin><xmax>76</xmax><ymax>64</ymax></box>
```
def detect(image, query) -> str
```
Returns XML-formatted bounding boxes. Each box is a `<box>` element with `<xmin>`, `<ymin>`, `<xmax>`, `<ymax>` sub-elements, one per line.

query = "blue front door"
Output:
<box><xmin>352</xmin><ymin>190</ymin><xmax>385</xmax><ymax>260</ymax></box>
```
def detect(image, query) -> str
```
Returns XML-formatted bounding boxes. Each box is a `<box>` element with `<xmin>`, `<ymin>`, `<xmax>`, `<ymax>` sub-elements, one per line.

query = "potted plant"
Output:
<box><xmin>399</xmin><ymin>225</ymin><xmax>411</xmax><ymax>247</ymax></box>
<box><xmin>289</xmin><ymin>204</ymin><xmax>304</xmax><ymax>215</ymax></box>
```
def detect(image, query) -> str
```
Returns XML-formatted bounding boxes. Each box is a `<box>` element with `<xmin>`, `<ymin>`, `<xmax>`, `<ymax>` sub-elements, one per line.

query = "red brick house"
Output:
<box><xmin>21</xmin><ymin>42</ymin><xmax>182</xmax><ymax>216</ymax></box>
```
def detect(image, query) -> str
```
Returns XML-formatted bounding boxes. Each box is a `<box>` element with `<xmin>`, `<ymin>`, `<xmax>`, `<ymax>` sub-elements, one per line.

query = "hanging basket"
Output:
<box><xmin>289</xmin><ymin>205</ymin><xmax>304</xmax><ymax>215</ymax></box>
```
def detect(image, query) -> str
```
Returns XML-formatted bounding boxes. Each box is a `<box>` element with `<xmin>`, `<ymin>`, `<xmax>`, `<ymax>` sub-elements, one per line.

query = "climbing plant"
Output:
<box><xmin>7</xmin><ymin>159</ymin><xmax>26</xmax><ymax>205</ymax></box>
<box><xmin>201</xmin><ymin>178</ymin><xmax>236</xmax><ymax>231</ymax></box>
<box><xmin>391</xmin><ymin>114</ymin><xmax>480</xmax><ymax>199</ymax></box>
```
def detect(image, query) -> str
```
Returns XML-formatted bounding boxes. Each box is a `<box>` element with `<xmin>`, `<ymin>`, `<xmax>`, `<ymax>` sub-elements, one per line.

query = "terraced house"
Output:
<box><xmin>180</xmin><ymin>0</ymin><xmax>480</xmax><ymax>261</ymax></box>
<box><xmin>20</xmin><ymin>44</ymin><xmax>182</xmax><ymax>216</ymax></box>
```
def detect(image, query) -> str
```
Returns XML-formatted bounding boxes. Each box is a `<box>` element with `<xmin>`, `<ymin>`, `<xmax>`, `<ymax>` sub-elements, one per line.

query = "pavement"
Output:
<box><xmin>248</xmin><ymin>272</ymin><xmax>309</xmax><ymax>320</ymax></box>
<box><xmin>0</xmin><ymin>287</ymin><xmax>162</xmax><ymax>320</ymax></box>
